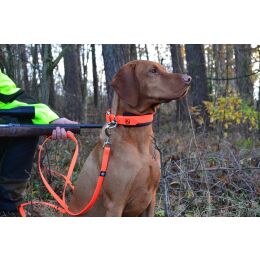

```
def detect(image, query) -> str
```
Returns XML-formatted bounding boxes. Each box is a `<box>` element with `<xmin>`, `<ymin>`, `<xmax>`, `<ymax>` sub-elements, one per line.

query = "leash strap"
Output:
<box><xmin>18</xmin><ymin>131</ymin><xmax>110</xmax><ymax>217</ymax></box>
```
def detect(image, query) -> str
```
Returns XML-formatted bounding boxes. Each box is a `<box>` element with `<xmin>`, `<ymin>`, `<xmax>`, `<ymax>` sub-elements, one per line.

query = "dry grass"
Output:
<box><xmin>154</xmin><ymin>108</ymin><xmax>260</xmax><ymax>217</ymax></box>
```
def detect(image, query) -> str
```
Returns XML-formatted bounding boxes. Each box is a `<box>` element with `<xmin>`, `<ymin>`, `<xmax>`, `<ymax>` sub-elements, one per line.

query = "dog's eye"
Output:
<box><xmin>150</xmin><ymin>68</ymin><xmax>157</xmax><ymax>74</ymax></box>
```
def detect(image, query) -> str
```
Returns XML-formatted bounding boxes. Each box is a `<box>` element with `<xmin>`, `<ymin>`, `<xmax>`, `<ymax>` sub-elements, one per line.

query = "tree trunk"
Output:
<box><xmin>102</xmin><ymin>44</ymin><xmax>133</xmax><ymax>107</ymax></box>
<box><xmin>205</xmin><ymin>45</ymin><xmax>214</xmax><ymax>96</ymax></box>
<box><xmin>0</xmin><ymin>45</ymin><xmax>7</xmax><ymax>72</ymax></box>
<box><xmin>144</xmin><ymin>44</ymin><xmax>149</xmax><ymax>60</ymax></box>
<box><xmin>81</xmin><ymin>44</ymin><xmax>89</xmax><ymax>99</ymax></box>
<box><xmin>62</xmin><ymin>44</ymin><xmax>83</xmax><ymax>121</ymax></box>
<box><xmin>40</xmin><ymin>44</ymin><xmax>55</xmax><ymax>108</ymax></box>
<box><xmin>212</xmin><ymin>44</ymin><xmax>226</xmax><ymax>99</ymax></box>
<box><xmin>76</xmin><ymin>44</ymin><xmax>84</xmax><ymax>104</ymax></box>
<box><xmin>31</xmin><ymin>44</ymin><xmax>39</xmax><ymax>98</ymax></box>
<box><xmin>185</xmin><ymin>44</ymin><xmax>209</xmax><ymax>124</ymax></box>
<box><xmin>234</xmin><ymin>44</ymin><xmax>253</xmax><ymax>104</ymax></box>
<box><xmin>225</xmin><ymin>44</ymin><xmax>234</xmax><ymax>96</ymax></box>
<box><xmin>130</xmin><ymin>44</ymin><xmax>137</xmax><ymax>60</ymax></box>
<box><xmin>6</xmin><ymin>44</ymin><xmax>15</xmax><ymax>80</ymax></box>
<box><xmin>155</xmin><ymin>44</ymin><xmax>161</xmax><ymax>63</ymax></box>
<box><xmin>170</xmin><ymin>44</ymin><xmax>188</xmax><ymax>121</ymax></box>
<box><xmin>170</xmin><ymin>44</ymin><xmax>184</xmax><ymax>73</ymax></box>
<box><xmin>18</xmin><ymin>44</ymin><xmax>29</xmax><ymax>92</ymax></box>
<box><xmin>91</xmin><ymin>44</ymin><xmax>99</xmax><ymax>107</ymax></box>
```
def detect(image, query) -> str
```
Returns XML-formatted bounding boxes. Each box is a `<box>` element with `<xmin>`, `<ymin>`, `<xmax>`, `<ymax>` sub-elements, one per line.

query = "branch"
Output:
<box><xmin>49</xmin><ymin>45</ymin><xmax>69</xmax><ymax>71</ymax></box>
<box><xmin>207</xmin><ymin>70</ymin><xmax>260</xmax><ymax>81</ymax></box>
<box><xmin>185</xmin><ymin>166</ymin><xmax>260</xmax><ymax>174</ymax></box>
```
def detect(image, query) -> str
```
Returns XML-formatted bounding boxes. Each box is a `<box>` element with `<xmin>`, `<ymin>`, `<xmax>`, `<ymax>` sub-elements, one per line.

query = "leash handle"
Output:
<box><xmin>19</xmin><ymin>131</ymin><xmax>110</xmax><ymax>217</ymax></box>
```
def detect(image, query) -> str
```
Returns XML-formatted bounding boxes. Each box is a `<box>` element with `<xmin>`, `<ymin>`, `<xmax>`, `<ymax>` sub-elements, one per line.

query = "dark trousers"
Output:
<box><xmin>0</xmin><ymin>137</ymin><xmax>38</xmax><ymax>211</ymax></box>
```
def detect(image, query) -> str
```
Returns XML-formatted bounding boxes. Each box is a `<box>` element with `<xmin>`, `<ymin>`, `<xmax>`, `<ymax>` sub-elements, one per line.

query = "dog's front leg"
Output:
<box><xmin>104</xmin><ymin>207</ymin><xmax>124</xmax><ymax>217</ymax></box>
<box><xmin>103</xmin><ymin>199</ymin><xmax>125</xmax><ymax>217</ymax></box>
<box><xmin>138</xmin><ymin>194</ymin><xmax>156</xmax><ymax>217</ymax></box>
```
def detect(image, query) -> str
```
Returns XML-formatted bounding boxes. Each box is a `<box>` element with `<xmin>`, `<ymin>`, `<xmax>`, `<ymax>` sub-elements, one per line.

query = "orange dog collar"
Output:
<box><xmin>106</xmin><ymin>110</ymin><xmax>154</xmax><ymax>126</ymax></box>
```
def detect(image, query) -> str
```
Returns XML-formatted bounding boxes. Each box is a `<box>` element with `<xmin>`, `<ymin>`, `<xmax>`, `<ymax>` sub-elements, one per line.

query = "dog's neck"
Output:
<box><xmin>111</xmin><ymin>93</ymin><xmax>120</xmax><ymax>115</ymax></box>
<box><xmin>111</xmin><ymin>93</ymin><xmax>158</xmax><ymax>116</ymax></box>
<box><xmin>110</xmin><ymin>93</ymin><xmax>155</xmax><ymax>152</ymax></box>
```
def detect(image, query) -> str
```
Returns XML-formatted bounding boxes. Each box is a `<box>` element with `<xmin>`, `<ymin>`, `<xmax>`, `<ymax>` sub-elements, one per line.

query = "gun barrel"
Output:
<box><xmin>0</xmin><ymin>123</ymin><xmax>104</xmax><ymax>137</ymax></box>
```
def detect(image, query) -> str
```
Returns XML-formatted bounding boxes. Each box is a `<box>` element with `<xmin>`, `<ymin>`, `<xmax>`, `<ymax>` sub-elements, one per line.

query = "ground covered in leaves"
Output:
<box><xmin>155</xmin><ymin>129</ymin><xmax>260</xmax><ymax>217</ymax></box>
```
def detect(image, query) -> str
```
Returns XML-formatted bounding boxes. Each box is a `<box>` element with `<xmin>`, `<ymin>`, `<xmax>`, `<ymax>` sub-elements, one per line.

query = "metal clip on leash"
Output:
<box><xmin>104</xmin><ymin>111</ymin><xmax>117</xmax><ymax>147</ymax></box>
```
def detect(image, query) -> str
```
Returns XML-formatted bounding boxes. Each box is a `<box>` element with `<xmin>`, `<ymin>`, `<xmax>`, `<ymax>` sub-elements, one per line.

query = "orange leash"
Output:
<box><xmin>18</xmin><ymin>131</ymin><xmax>110</xmax><ymax>217</ymax></box>
<box><xmin>18</xmin><ymin>110</ymin><xmax>154</xmax><ymax>217</ymax></box>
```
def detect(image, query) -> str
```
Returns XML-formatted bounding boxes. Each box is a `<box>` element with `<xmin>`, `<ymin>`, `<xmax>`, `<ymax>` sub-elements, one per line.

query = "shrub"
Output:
<box><xmin>202</xmin><ymin>95</ymin><xmax>258</xmax><ymax>130</ymax></box>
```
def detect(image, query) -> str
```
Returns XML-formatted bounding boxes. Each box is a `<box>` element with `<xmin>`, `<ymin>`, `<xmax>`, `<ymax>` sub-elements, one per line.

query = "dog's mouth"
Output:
<box><xmin>174</xmin><ymin>87</ymin><xmax>190</xmax><ymax>101</ymax></box>
<box><xmin>157</xmin><ymin>86</ymin><xmax>190</xmax><ymax>103</ymax></box>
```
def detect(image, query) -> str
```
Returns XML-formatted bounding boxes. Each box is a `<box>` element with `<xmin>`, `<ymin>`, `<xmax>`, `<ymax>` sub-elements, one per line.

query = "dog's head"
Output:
<box><xmin>112</xmin><ymin>60</ymin><xmax>191</xmax><ymax>113</ymax></box>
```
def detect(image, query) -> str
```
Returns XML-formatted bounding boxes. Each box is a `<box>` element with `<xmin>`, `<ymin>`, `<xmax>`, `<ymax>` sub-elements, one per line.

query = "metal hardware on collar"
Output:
<box><xmin>104</xmin><ymin>120</ymin><xmax>118</xmax><ymax>147</ymax></box>
<box><xmin>106</xmin><ymin>110</ymin><xmax>116</xmax><ymax>123</ymax></box>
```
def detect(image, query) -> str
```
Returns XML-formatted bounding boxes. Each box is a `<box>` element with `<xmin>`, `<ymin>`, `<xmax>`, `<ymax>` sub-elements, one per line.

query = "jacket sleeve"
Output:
<box><xmin>0</xmin><ymin>70</ymin><xmax>59</xmax><ymax>124</ymax></box>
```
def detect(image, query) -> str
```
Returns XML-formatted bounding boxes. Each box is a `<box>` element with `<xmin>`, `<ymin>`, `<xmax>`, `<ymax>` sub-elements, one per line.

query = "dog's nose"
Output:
<box><xmin>182</xmin><ymin>74</ymin><xmax>192</xmax><ymax>85</ymax></box>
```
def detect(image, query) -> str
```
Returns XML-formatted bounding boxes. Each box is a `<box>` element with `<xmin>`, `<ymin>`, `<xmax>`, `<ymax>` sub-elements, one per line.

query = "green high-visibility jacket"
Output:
<box><xmin>0</xmin><ymin>70</ymin><xmax>59</xmax><ymax>124</ymax></box>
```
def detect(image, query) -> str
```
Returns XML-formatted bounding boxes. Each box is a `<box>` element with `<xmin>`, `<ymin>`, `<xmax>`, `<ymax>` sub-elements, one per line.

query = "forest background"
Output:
<box><xmin>1</xmin><ymin>44</ymin><xmax>260</xmax><ymax>217</ymax></box>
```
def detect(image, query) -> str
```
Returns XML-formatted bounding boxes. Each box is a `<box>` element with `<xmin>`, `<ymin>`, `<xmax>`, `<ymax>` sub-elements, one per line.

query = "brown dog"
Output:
<box><xmin>69</xmin><ymin>60</ymin><xmax>191</xmax><ymax>216</ymax></box>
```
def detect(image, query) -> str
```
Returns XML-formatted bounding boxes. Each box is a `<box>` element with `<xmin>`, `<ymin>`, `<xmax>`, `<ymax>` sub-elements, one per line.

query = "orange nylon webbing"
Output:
<box><xmin>106</xmin><ymin>111</ymin><xmax>153</xmax><ymax>126</ymax></box>
<box><xmin>18</xmin><ymin>131</ymin><xmax>110</xmax><ymax>217</ymax></box>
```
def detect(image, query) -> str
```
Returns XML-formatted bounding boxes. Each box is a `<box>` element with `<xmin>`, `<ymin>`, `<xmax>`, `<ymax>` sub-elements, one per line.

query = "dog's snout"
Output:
<box><xmin>182</xmin><ymin>74</ymin><xmax>192</xmax><ymax>85</ymax></box>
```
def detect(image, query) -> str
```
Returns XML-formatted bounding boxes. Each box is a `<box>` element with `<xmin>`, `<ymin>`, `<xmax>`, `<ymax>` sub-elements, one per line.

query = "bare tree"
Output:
<box><xmin>30</xmin><ymin>44</ymin><xmax>39</xmax><ymax>98</ymax></box>
<box><xmin>62</xmin><ymin>44</ymin><xmax>83</xmax><ymax>121</ymax></box>
<box><xmin>234</xmin><ymin>44</ymin><xmax>254</xmax><ymax>104</ymax></box>
<box><xmin>81</xmin><ymin>44</ymin><xmax>89</xmax><ymax>99</ymax></box>
<box><xmin>144</xmin><ymin>44</ymin><xmax>149</xmax><ymax>60</ymax></box>
<box><xmin>5</xmin><ymin>44</ymin><xmax>15</xmax><ymax>80</ymax></box>
<box><xmin>0</xmin><ymin>45</ymin><xmax>6</xmax><ymax>71</ymax></box>
<box><xmin>40</xmin><ymin>44</ymin><xmax>54</xmax><ymax>106</ymax></box>
<box><xmin>170</xmin><ymin>44</ymin><xmax>188</xmax><ymax>121</ymax></box>
<box><xmin>102</xmin><ymin>44</ymin><xmax>133</xmax><ymax>107</ymax></box>
<box><xmin>185</xmin><ymin>44</ymin><xmax>209</xmax><ymax>124</ymax></box>
<box><xmin>91</xmin><ymin>44</ymin><xmax>99</xmax><ymax>107</ymax></box>
<box><xmin>130</xmin><ymin>44</ymin><xmax>137</xmax><ymax>60</ymax></box>
<box><xmin>212</xmin><ymin>44</ymin><xmax>226</xmax><ymax>98</ymax></box>
<box><xmin>18</xmin><ymin>44</ymin><xmax>29</xmax><ymax>92</ymax></box>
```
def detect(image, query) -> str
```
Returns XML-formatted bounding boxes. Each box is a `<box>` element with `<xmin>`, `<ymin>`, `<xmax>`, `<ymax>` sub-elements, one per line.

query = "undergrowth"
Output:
<box><xmin>154</xmin><ymin>109</ymin><xmax>260</xmax><ymax>217</ymax></box>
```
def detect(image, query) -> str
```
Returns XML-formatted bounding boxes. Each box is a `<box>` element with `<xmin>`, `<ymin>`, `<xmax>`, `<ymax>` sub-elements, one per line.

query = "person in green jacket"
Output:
<box><xmin>0</xmin><ymin>69</ymin><xmax>77</xmax><ymax>216</ymax></box>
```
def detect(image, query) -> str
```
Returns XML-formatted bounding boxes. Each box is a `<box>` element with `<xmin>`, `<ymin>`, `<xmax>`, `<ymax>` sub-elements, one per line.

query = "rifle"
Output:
<box><xmin>0</xmin><ymin>107</ymin><xmax>103</xmax><ymax>137</ymax></box>
<box><xmin>0</xmin><ymin>123</ymin><xmax>104</xmax><ymax>137</ymax></box>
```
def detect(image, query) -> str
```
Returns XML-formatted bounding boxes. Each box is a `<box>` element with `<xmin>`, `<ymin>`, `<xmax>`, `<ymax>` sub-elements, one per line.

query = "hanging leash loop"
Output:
<box><xmin>19</xmin><ymin>131</ymin><xmax>112</xmax><ymax>217</ymax></box>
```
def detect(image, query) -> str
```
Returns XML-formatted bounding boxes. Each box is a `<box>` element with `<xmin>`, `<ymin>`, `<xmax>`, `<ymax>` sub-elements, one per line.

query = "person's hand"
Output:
<box><xmin>51</xmin><ymin>117</ymin><xmax>78</xmax><ymax>140</ymax></box>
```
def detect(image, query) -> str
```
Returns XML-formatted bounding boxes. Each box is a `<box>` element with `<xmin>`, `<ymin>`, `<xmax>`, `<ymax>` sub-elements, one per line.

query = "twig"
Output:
<box><xmin>175</xmin><ymin>166</ymin><xmax>260</xmax><ymax>175</ymax></box>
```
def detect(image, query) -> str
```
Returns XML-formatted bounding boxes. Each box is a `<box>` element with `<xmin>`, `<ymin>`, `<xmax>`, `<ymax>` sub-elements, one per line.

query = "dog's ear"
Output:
<box><xmin>112</xmin><ymin>63</ymin><xmax>139</xmax><ymax>107</ymax></box>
